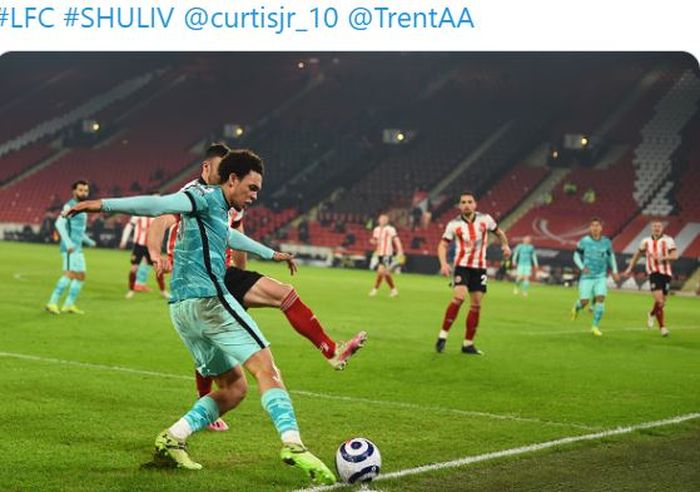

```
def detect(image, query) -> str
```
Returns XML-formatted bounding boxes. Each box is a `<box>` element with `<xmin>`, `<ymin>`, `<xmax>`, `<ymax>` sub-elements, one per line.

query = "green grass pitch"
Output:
<box><xmin>1</xmin><ymin>242</ymin><xmax>698</xmax><ymax>491</ymax></box>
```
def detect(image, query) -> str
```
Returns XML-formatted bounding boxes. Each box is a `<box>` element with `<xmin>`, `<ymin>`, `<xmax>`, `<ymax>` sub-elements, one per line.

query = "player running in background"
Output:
<box><xmin>120</xmin><ymin>214</ymin><xmax>168</xmax><ymax>299</ymax></box>
<box><xmin>570</xmin><ymin>217</ymin><xmax>620</xmax><ymax>336</ymax></box>
<box><xmin>368</xmin><ymin>214</ymin><xmax>404</xmax><ymax>297</ymax></box>
<box><xmin>148</xmin><ymin>144</ymin><xmax>366</xmax><ymax>431</ymax></box>
<box><xmin>45</xmin><ymin>180</ymin><xmax>96</xmax><ymax>314</ymax></box>
<box><xmin>66</xmin><ymin>150</ymin><xmax>336</xmax><ymax>484</ymax></box>
<box><xmin>435</xmin><ymin>192</ymin><xmax>511</xmax><ymax>355</ymax></box>
<box><xmin>512</xmin><ymin>235</ymin><xmax>538</xmax><ymax>296</ymax></box>
<box><xmin>623</xmin><ymin>220</ymin><xmax>677</xmax><ymax>336</ymax></box>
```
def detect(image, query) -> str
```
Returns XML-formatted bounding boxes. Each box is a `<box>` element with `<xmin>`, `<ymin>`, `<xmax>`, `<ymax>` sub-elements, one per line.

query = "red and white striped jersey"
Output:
<box><xmin>125</xmin><ymin>216</ymin><xmax>154</xmax><ymax>246</ymax></box>
<box><xmin>230</xmin><ymin>208</ymin><xmax>245</xmax><ymax>228</ymax></box>
<box><xmin>373</xmin><ymin>225</ymin><xmax>398</xmax><ymax>256</ymax></box>
<box><xmin>225</xmin><ymin>208</ymin><xmax>246</xmax><ymax>267</ymax></box>
<box><xmin>442</xmin><ymin>213</ymin><xmax>498</xmax><ymax>269</ymax></box>
<box><xmin>639</xmin><ymin>234</ymin><xmax>676</xmax><ymax>276</ymax></box>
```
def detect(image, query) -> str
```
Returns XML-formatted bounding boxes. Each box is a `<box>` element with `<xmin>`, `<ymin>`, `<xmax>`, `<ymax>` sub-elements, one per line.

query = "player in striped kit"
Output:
<box><xmin>435</xmin><ymin>192</ymin><xmax>511</xmax><ymax>355</ymax></box>
<box><xmin>623</xmin><ymin>220</ymin><xmax>677</xmax><ymax>336</ymax></box>
<box><xmin>120</xmin><ymin>213</ymin><xmax>168</xmax><ymax>299</ymax></box>
<box><xmin>148</xmin><ymin>144</ymin><xmax>367</xmax><ymax>431</ymax></box>
<box><xmin>368</xmin><ymin>214</ymin><xmax>404</xmax><ymax>297</ymax></box>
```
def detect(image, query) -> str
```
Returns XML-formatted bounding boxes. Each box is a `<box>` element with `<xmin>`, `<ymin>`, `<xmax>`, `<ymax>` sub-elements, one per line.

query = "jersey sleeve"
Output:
<box><xmin>102</xmin><ymin>192</ymin><xmax>200</xmax><ymax>217</ymax></box>
<box><xmin>442</xmin><ymin>222</ymin><xmax>455</xmax><ymax>242</ymax></box>
<box><xmin>485</xmin><ymin>214</ymin><xmax>498</xmax><ymax>232</ymax></box>
<box><xmin>372</xmin><ymin>227</ymin><xmax>380</xmax><ymax>240</ymax></box>
<box><xmin>666</xmin><ymin>237</ymin><xmax>677</xmax><ymax>251</ymax></box>
<box><xmin>390</xmin><ymin>226</ymin><xmax>398</xmax><ymax>239</ymax></box>
<box><xmin>638</xmin><ymin>238</ymin><xmax>647</xmax><ymax>252</ymax></box>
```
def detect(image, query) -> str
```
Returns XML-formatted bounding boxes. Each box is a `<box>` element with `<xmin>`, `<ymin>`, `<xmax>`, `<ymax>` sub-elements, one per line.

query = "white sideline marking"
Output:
<box><xmin>292</xmin><ymin>390</ymin><xmax>595</xmax><ymax>430</ymax></box>
<box><xmin>0</xmin><ymin>351</ymin><xmax>592</xmax><ymax>430</ymax></box>
<box><xmin>297</xmin><ymin>412</ymin><xmax>700</xmax><ymax>492</ymax></box>
<box><xmin>12</xmin><ymin>272</ymin><xmax>28</xmax><ymax>282</ymax></box>
<box><xmin>522</xmin><ymin>325</ymin><xmax>700</xmax><ymax>336</ymax></box>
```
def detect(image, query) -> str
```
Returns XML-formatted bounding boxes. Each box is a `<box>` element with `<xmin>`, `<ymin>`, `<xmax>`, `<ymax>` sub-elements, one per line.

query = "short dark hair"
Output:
<box><xmin>205</xmin><ymin>142</ymin><xmax>231</xmax><ymax>159</ymax></box>
<box><xmin>218</xmin><ymin>149</ymin><xmax>264</xmax><ymax>183</ymax></box>
<box><xmin>72</xmin><ymin>180</ymin><xmax>89</xmax><ymax>189</ymax></box>
<box><xmin>590</xmin><ymin>217</ymin><xmax>603</xmax><ymax>224</ymax></box>
<box><xmin>460</xmin><ymin>191</ymin><xmax>477</xmax><ymax>200</ymax></box>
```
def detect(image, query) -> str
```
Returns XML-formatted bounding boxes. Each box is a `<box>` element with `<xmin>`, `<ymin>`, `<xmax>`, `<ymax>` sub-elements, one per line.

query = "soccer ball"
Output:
<box><xmin>335</xmin><ymin>437</ymin><xmax>381</xmax><ymax>483</ymax></box>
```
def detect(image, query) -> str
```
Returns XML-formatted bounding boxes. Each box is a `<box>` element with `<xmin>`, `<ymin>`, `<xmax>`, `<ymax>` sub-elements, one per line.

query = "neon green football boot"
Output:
<box><xmin>61</xmin><ymin>305</ymin><xmax>84</xmax><ymax>314</ymax></box>
<box><xmin>45</xmin><ymin>304</ymin><xmax>60</xmax><ymax>314</ymax></box>
<box><xmin>280</xmin><ymin>444</ymin><xmax>336</xmax><ymax>485</ymax></box>
<box><xmin>153</xmin><ymin>430</ymin><xmax>202</xmax><ymax>470</ymax></box>
<box><xmin>591</xmin><ymin>326</ymin><xmax>603</xmax><ymax>337</ymax></box>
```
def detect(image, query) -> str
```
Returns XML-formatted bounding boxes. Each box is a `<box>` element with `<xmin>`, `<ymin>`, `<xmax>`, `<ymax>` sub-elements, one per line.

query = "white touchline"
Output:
<box><xmin>520</xmin><ymin>326</ymin><xmax>700</xmax><ymax>336</ymax></box>
<box><xmin>296</xmin><ymin>412</ymin><xmax>700</xmax><ymax>492</ymax></box>
<box><xmin>292</xmin><ymin>390</ymin><xmax>595</xmax><ymax>430</ymax></box>
<box><xmin>0</xmin><ymin>351</ymin><xmax>593</xmax><ymax>430</ymax></box>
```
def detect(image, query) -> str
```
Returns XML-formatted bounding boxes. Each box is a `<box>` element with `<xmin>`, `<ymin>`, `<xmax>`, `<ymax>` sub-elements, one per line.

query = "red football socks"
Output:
<box><xmin>466</xmin><ymin>305</ymin><xmax>481</xmax><ymax>341</ymax></box>
<box><xmin>442</xmin><ymin>298</ymin><xmax>464</xmax><ymax>331</ymax></box>
<box><xmin>281</xmin><ymin>290</ymin><xmax>336</xmax><ymax>359</ymax></box>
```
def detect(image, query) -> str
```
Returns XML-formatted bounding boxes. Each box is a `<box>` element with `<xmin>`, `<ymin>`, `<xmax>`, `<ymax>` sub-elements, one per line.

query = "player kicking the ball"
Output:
<box><xmin>623</xmin><ymin>220</ymin><xmax>677</xmax><ymax>336</ymax></box>
<box><xmin>570</xmin><ymin>217</ymin><xmax>620</xmax><ymax>336</ymax></box>
<box><xmin>66</xmin><ymin>150</ymin><xmax>336</xmax><ymax>485</ymax></box>
<box><xmin>435</xmin><ymin>192</ymin><xmax>510</xmax><ymax>355</ymax></box>
<box><xmin>148</xmin><ymin>144</ymin><xmax>367</xmax><ymax>431</ymax></box>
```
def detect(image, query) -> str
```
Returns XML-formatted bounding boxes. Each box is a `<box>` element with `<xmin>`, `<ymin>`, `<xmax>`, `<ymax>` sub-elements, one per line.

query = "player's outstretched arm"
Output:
<box><xmin>227</xmin><ymin>228</ymin><xmax>275</xmax><ymax>260</ymax></box>
<box><xmin>230</xmin><ymin>222</ymin><xmax>248</xmax><ymax>270</ymax></box>
<box><xmin>494</xmin><ymin>227</ymin><xmax>511</xmax><ymax>259</ymax></box>
<box><xmin>65</xmin><ymin>193</ymin><xmax>195</xmax><ymax>218</ymax></box>
<box><xmin>227</xmin><ymin>229</ymin><xmax>297</xmax><ymax>275</ymax></box>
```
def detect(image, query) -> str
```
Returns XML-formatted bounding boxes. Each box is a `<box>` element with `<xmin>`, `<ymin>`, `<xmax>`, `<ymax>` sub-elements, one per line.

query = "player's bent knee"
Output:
<box><xmin>452</xmin><ymin>297</ymin><xmax>465</xmax><ymax>305</ymax></box>
<box><xmin>278</xmin><ymin>283</ymin><xmax>294</xmax><ymax>300</ymax></box>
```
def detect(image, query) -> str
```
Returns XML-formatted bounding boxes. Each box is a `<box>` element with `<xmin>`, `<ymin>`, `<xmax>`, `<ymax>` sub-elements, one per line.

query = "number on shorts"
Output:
<box><xmin>481</xmin><ymin>274</ymin><xmax>487</xmax><ymax>286</ymax></box>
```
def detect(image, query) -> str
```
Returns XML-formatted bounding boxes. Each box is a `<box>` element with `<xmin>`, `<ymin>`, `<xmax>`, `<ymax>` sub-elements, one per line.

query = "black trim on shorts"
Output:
<box><xmin>194</xmin><ymin>216</ymin><xmax>265</xmax><ymax>349</ymax></box>
<box><xmin>224</xmin><ymin>267</ymin><xmax>264</xmax><ymax>307</ymax></box>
